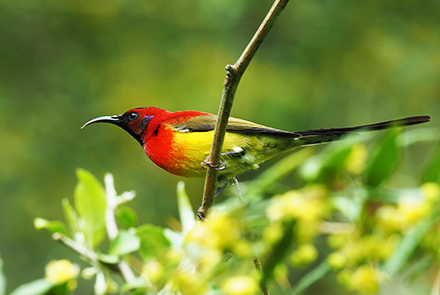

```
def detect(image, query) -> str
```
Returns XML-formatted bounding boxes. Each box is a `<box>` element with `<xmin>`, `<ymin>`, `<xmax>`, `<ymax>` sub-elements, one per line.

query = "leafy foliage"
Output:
<box><xmin>74</xmin><ymin>169</ymin><xmax>107</xmax><ymax>249</ymax></box>
<box><xmin>3</xmin><ymin>126</ymin><xmax>437</xmax><ymax>294</ymax></box>
<box><xmin>1</xmin><ymin>0</ymin><xmax>437</xmax><ymax>292</ymax></box>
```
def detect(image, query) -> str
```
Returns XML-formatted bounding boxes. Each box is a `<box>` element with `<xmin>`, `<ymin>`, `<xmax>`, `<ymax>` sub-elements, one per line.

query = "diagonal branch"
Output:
<box><xmin>197</xmin><ymin>0</ymin><xmax>290</xmax><ymax>221</ymax></box>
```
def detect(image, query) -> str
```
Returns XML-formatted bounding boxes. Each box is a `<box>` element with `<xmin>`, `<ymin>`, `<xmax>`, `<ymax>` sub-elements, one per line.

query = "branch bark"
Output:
<box><xmin>197</xmin><ymin>0</ymin><xmax>290</xmax><ymax>220</ymax></box>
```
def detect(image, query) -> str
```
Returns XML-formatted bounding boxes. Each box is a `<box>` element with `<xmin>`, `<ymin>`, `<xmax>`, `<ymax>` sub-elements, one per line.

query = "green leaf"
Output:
<box><xmin>136</xmin><ymin>224</ymin><xmax>171</xmax><ymax>261</ymax></box>
<box><xmin>0</xmin><ymin>255</ymin><xmax>5</xmax><ymax>295</ymax></box>
<box><xmin>96</xmin><ymin>253</ymin><xmax>120</xmax><ymax>266</ymax></box>
<box><xmin>364</xmin><ymin>128</ymin><xmax>399</xmax><ymax>188</ymax></box>
<box><xmin>9</xmin><ymin>279</ymin><xmax>54</xmax><ymax>295</ymax></box>
<box><xmin>320</xmin><ymin>140</ymin><xmax>357</xmax><ymax>169</ymax></box>
<box><xmin>247</xmin><ymin>148</ymin><xmax>314</xmax><ymax>196</ymax></box>
<box><xmin>422</xmin><ymin>144</ymin><xmax>440</xmax><ymax>184</ymax></box>
<box><xmin>108</xmin><ymin>231</ymin><xmax>140</xmax><ymax>256</ymax></box>
<box><xmin>34</xmin><ymin>218</ymin><xmax>70</xmax><ymax>237</ymax></box>
<box><xmin>120</xmin><ymin>276</ymin><xmax>148</xmax><ymax>294</ymax></box>
<box><xmin>300</xmin><ymin>136</ymin><xmax>359</xmax><ymax>183</ymax></box>
<box><xmin>81</xmin><ymin>266</ymin><xmax>100</xmax><ymax>279</ymax></box>
<box><xmin>289</xmin><ymin>260</ymin><xmax>331</xmax><ymax>295</ymax></box>
<box><xmin>398</xmin><ymin>127</ymin><xmax>440</xmax><ymax>147</ymax></box>
<box><xmin>262</xmin><ymin>220</ymin><xmax>296</xmax><ymax>284</ymax></box>
<box><xmin>62</xmin><ymin>198</ymin><xmax>80</xmax><ymax>238</ymax></box>
<box><xmin>176</xmin><ymin>182</ymin><xmax>196</xmax><ymax>235</ymax></box>
<box><xmin>74</xmin><ymin>168</ymin><xmax>107</xmax><ymax>249</ymax></box>
<box><xmin>115</xmin><ymin>205</ymin><xmax>138</xmax><ymax>228</ymax></box>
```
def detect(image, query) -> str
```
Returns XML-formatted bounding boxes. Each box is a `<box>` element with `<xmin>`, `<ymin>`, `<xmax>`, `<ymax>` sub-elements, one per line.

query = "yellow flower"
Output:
<box><xmin>45</xmin><ymin>259</ymin><xmax>79</xmax><ymax>289</ymax></box>
<box><xmin>421</xmin><ymin>182</ymin><xmax>440</xmax><ymax>203</ymax></box>
<box><xmin>262</xmin><ymin>223</ymin><xmax>283</xmax><ymax>245</ymax></box>
<box><xmin>163</xmin><ymin>248</ymin><xmax>184</xmax><ymax>265</ymax></box>
<box><xmin>327</xmin><ymin>234</ymin><xmax>349</xmax><ymax>249</ymax></box>
<box><xmin>397</xmin><ymin>198</ymin><xmax>430</xmax><ymax>226</ymax></box>
<box><xmin>376</xmin><ymin>205</ymin><xmax>403</xmax><ymax>233</ymax></box>
<box><xmin>142</xmin><ymin>260</ymin><xmax>164</xmax><ymax>283</ymax></box>
<box><xmin>171</xmin><ymin>269</ymin><xmax>208</xmax><ymax>295</ymax></box>
<box><xmin>221</xmin><ymin>275</ymin><xmax>259</xmax><ymax>295</ymax></box>
<box><xmin>340</xmin><ymin>239</ymin><xmax>364</xmax><ymax>264</ymax></box>
<box><xmin>349</xmin><ymin>265</ymin><xmax>387</xmax><ymax>294</ymax></box>
<box><xmin>198</xmin><ymin>248</ymin><xmax>223</xmax><ymax>272</ymax></box>
<box><xmin>233</xmin><ymin>240</ymin><xmax>252</xmax><ymax>258</ymax></box>
<box><xmin>362</xmin><ymin>235</ymin><xmax>397</xmax><ymax>260</ymax></box>
<box><xmin>267</xmin><ymin>187</ymin><xmax>328</xmax><ymax>222</ymax></box>
<box><xmin>186</xmin><ymin>211</ymin><xmax>241</xmax><ymax>251</ymax></box>
<box><xmin>327</xmin><ymin>252</ymin><xmax>347</xmax><ymax>269</ymax></box>
<box><xmin>266</xmin><ymin>191</ymin><xmax>304</xmax><ymax>222</ymax></box>
<box><xmin>289</xmin><ymin>244</ymin><xmax>318</xmax><ymax>267</ymax></box>
<box><xmin>266</xmin><ymin>186</ymin><xmax>328</xmax><ymax>244</ymax></box>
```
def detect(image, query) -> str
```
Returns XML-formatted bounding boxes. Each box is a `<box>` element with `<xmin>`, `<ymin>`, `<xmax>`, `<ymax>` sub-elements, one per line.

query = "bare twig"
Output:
<box><xmin>198</xmin><ymin>0</ymin><xmax>290</xmax><ymax>220</ymax></box>
<box><xmin>254</xmin><ymin>257</ymin><xmax>271</xmax><ymax>295</ymax></box>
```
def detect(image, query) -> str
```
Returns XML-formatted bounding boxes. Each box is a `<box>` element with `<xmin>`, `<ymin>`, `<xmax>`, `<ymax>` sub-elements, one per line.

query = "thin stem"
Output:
<box><xmin>198</xmin><ymin>0</ymin><xmax>290</xmax><ymax>220</ymax></box>
<box><xmin>254</xmin><ymin>257</ymin><xmax>270</xmax><ymax>295</ymax></box>
<box><xmin>53</xmin><ymin>233</ymin><xmax>120</xmax><ymax>273</ymax></box>
<box><xmin>53</xmin><ymin>233</ymin><xmax>99</xmax><ymax>265</ymax></box>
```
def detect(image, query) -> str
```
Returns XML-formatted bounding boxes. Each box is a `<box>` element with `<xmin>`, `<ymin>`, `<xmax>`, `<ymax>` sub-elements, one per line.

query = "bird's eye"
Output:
<box><xmin>128</xmin><ymin>112</ymin><xmax>139</xmax><ymax>121</ymax></box>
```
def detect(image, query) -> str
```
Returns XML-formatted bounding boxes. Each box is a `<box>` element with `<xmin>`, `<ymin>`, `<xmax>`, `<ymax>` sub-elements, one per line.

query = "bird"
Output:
<box><xmin>82</xmin><ymin>107</ymin><xmax>430</xmax><ymax>191</ymax></box>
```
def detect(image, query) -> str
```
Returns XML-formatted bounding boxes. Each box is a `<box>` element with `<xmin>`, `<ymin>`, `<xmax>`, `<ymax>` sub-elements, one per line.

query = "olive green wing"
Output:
<box><xmin>169</xmin><ymin>114</ymin><xmax>431</xmax><ymax>146</ymax></box>
<box><xmin>169</xmin><ymin>115</ymin><xmax>302</xmax><ymax>137</ymax></box>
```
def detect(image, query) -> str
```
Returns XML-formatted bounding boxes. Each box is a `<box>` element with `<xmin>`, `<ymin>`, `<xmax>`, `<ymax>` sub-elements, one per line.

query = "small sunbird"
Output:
<box><xmin>82</xmin><ymin>107</ymin><xmax>430</xmax><ymax>190</ymax></box>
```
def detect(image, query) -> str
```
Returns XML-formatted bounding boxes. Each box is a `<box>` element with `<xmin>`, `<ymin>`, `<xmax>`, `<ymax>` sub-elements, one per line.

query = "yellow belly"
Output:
<box><xmin>168</xmin><ymin>130</ymin><xmax>296</xmax><ymax>179</ymax></box>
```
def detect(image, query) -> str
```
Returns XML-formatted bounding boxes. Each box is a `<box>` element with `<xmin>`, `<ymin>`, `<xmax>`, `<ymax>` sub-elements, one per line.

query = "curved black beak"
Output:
<box><xmin>81</xmin><ymin>115</ymin><xmax>122</xmax><ymax>129</ymax></box>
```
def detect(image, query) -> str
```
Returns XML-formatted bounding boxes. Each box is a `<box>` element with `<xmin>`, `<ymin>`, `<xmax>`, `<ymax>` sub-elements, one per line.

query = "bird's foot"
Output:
<box><xmin>201</xmin><ymin>156</ymin><xmax>226</xmax><ymax>171</ymax></box>
<box><xmin>201</xmin><ymin>148</ymin><xmax>244</xmax><ymax>170</ymax></box>
<box><xmin>197</xmin><ymin>209</ymin><xmax>206</xmax><ymax>221</ymax></box>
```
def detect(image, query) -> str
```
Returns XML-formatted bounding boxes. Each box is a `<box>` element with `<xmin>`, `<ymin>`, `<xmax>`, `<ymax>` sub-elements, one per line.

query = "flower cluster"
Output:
<box><xmin>150</xmin><ymin>211</ymin><xmax>260</xmax><ymax>295</ymax></box>
<box><xmin>31</xmin><ymin>132</ymin><xmax>440</xmax><ymax>295</ymax></box>
<box><xmin>326</xmin><ymin>182</ymin><xmax>440</xmax><ymax>293</ymax></box>
<box><xmin>377</xmin><ymin>183</ymin><xmax>438</xmax><ymax>233</ymax></box>
<box><xmin>337</xmin><ymin>265</ymin><xmax>387</xmax><ymax>294</ymax></box>
<box><xmin>265</xmin><ymin>185</ymin><xmax>329</xmax><ymax>267</ymax></box>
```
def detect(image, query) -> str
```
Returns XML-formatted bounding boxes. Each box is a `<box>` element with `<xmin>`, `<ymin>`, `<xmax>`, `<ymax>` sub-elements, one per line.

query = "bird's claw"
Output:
<box><xmin>197</xmin><ymin>211</ymin><xmax>206</xmax><ymax>221</ymax></box>
<box><xmin>201</xmin><ymin>157</ymin><xmax>226</xmax><ymax>171</ymax></box>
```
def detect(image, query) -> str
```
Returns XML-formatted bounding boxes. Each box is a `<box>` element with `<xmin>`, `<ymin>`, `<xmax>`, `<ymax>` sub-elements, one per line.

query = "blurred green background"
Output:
<box><xmin>0</xmin><ymin>0</ymin><xmax>439</xmax><ymax>293</ymax></box>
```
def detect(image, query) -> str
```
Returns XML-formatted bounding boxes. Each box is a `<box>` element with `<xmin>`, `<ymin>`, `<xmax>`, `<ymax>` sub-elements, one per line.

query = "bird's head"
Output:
<box><xmin>82</xmin><ymin>107</ymin><xmax>168</xmax><ymax>145</ymax></box>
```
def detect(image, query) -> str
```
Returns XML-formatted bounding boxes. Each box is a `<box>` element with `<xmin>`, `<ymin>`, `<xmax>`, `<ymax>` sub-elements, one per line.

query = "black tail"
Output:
<box><xmin>296</xmin><ymin>115</ymin><xmax>431</xmax><ymax>146</ymax></box>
